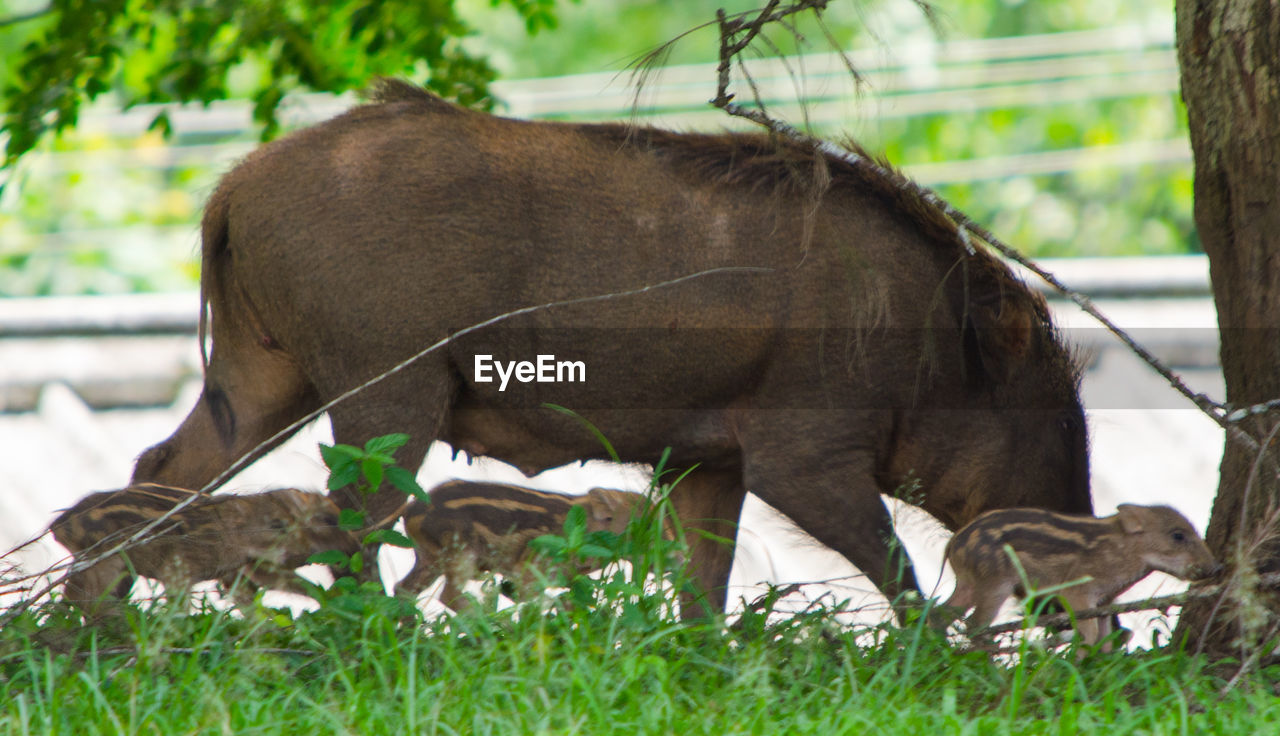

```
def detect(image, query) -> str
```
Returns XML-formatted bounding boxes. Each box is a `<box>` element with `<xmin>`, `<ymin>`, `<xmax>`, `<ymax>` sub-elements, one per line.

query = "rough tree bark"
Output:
<box><xmin>1174</xmin><ymin>0</ymin><xmax>1280</xmax><ymax>654</ymax></box>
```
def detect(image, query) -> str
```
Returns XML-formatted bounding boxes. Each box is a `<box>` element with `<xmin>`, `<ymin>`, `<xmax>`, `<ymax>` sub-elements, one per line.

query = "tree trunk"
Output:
<box><xmin>1174</xmin><ymin>0</ymin><xmax>1280</xmax><ymax>655</ymax></box>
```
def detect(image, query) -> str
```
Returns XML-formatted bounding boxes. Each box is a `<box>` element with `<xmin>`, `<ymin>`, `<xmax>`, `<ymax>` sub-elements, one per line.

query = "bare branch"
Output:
<box><xmin>970</xmin><ymin>571</ymin><xmax>1280</xmax><ymax>639</ymax></box>
<box><xmin>713</xmin><ymin>1</ymin><xmax>830</xmax><ymax>108</ymax></box>
<box><xmin>704</xmin><ymin>2</ymin><xmax>1264</xmax><ymax>453</ymax></box>
<box><xmin>1217</xmin><ymin>618</ymin><xmax>1280</xmax><ymax>695</ymax></box>
<box><xmin>1226</xmin><ymin>399</ymin><xmax>1280</xmax><ymax>423</ymax></box>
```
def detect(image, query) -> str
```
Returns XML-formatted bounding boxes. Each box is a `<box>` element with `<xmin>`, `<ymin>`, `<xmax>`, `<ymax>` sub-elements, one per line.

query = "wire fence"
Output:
<box><xmin>0</xmin><ymin>21</ymin><xmax>1189</xmax><ymax>297</ymax></box>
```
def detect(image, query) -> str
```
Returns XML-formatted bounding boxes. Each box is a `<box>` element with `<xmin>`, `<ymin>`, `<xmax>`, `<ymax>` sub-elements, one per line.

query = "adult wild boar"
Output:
<box><xmin>131</xmin><ymin>79</ymin><xmax>1091</xmax><ymax>617</ymax></box>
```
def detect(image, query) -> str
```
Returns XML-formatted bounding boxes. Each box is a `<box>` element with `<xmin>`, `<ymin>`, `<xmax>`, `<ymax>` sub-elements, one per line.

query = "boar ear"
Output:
<box><xmin>1116</xmin><ymin>504</ymin><xmax>1146</xmax><ymax>534</ymax></box>
<box><xmin>968</xmin><ymin>292</ymin><xmax>1036</xmax><ymax>385</ymax></box>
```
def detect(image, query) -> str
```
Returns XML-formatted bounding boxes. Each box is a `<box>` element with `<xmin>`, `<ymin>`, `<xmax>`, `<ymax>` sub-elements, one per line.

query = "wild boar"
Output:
<box><xmin>128</xmin><ymin>79</ymin><xmax>1091</xmax><ymax>618</ymax></box>
<box><xmin>940</xmin><ymin>504</ymin><xmax>1219</xmax><ymax>647</ymax></box>
<box><xmin>51</xmin><ymin>483</ymin><xmax>357</xmax><ymax>614</ymax></box>
<box><xmin>395</xmin><ymin>481</ymin><xmax>647</xmax><ymax>609</ymax></box>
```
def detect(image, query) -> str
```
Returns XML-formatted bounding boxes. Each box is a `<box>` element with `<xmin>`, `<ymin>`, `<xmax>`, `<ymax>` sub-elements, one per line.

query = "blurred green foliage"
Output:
<box><xmin>0</xmin><ymin>0</ymin><xmax>564</xmax><ymax>166</ymax></box>
<box><xmin>0</xmin><ymin>0</ymin><xmax>1196</xmax><ymax>296</ymax></box>
<box><xmin>453</xmin><ymin>0</ymin><xmax>1172</xmax><ymax>78</ymax></box>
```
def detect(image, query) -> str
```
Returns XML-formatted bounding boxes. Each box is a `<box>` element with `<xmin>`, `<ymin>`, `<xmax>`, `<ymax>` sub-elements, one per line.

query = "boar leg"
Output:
<box><xmin>64</xmin><ymin>558</ymin><xmax>133</xmax><ymax>617</ymax></box>
<box><xmin>221</xmin><ymin>566</ymin><xmax>318</xmax><ymax>611</ymax></box>
<box><xmin>439</xmin><ymin>547</ymin><xmax>483</xmax><ymax>612</ymax></box>
<box><xmin>667</xmin><ymin>469</ymin><xmax>747</xmax><ymax>619</ymax></box>
<box><xmin>740</xmin><ymin>425</ymin><xmax>920</xmax><ymax>620</ymax></box>
<box><xmin>935</xmin><ymin>576</ymin><xmax>976</xmax><ymax>631</ymax></box>
<box><xmin>325</xmin><ymin>374</ymin><xmax>452</xmax><ymax>582</ymax></box>
<box><xmin>322</xmin><ymin>364</ymin><xmax>455</xmax><ymax>520</ymax></box>
<box><xmin>965</xmin><ymin>580</ymin><xmax>1016</xmax><ymax>637</ymax></box>
<box><xmin>216</xmin><ymin>572</ymin><xmax>263</xmax><ymax>612</ymax></box>
<box><xmin>1059</xmin><ymin>589</ymin><xmax>1109</xmax><ymax>649</ymax></box>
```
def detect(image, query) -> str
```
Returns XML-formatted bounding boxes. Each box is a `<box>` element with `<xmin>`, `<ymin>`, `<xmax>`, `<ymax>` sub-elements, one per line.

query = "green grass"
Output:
<box><xmin>5</xmin><ymin>445</ymin><xmax>1274</xmax><ymax>734</ymax></box>
<box><xmin>3</xmin><ymin>569</ymin><xmax>1279</xmax><ymax>734</ymax></box>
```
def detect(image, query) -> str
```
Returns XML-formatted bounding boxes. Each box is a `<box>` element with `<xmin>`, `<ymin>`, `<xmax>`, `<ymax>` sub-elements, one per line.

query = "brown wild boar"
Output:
<box><xmin>51</xmin><ymin>484</ymin><xmax>358</xmax><ymax>614</ymax></box>
<box><xmin>940</xmin><ymin>504</ymin><xmax>1219</xmax><ymax>647</ymax></box>
<box><xmin>129</xmin><ymin>79</ymin><xmax>1092</xmax><ymax>618</ymax></box>
<box><xmin>395</xmin><ymin>481</ymin><xmax>647</xmax><ymax>609</ymax></box>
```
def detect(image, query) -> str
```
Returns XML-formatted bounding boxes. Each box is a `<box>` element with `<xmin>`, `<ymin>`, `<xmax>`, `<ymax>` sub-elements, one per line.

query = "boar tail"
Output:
<box><xmin>926</xmin><ymin>546</ymin><xmax>951</xmax><ymax>603</ymax></box>
<box><xmin>197</xmin><ymin>186</ymin><xmax>232</xmax><ymax>374</ymax></box>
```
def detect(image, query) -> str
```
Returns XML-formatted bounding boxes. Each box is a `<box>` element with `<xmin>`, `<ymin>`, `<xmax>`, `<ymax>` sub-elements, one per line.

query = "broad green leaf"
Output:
<box><xmin>339</xmin><ymin>508</ymin><xmax>366</xmax><ymax>531</ymax></box>
<box><xmin>386</xmin><ymin>466</ymin><xmax>427</xmax><ymax>502</ymax></box>
<box><xmin>577</xmin><ymin>543</ymin><xmax>614</xmax><ymax>560</ymax></box>
<box><xmin>349</xmin><ymin>550</ymin><xmax>364</xmax><ymax>574</ymax></box>
<box><xmin>307</xmin><ymin>550</ymin><xmax>350</xmax><ymax>568</ymax></box>
<box><xmin>563</xmin><ymin>505</ymin><xmax>587</xmax><ymax>547</ymax></box>
<box><xmin>364</xmin><ymin>529</ymin><xmax>415</xmax><ymax>548</ymax></box>
<box><xmin>327</xmin><ymin>463</ymin><xmax>360</xmax><ymax>491</ymax></box>
<box><xmin>529</xmin><ymin>535</ymin><xmax>567</xmax><ymax>555</ymax></box>
<box><xmin>361</xmin><ymin>457</ymin><xmax>384</xmax><ymax>493</ymax></box>
<box><xmin>364</xmin><ymin>433</ymin><xmax>409</xmax><ymax>455</ymax></box>
<box><xmin>568</xmin><ymin>576</ymin><xmax>595</xmax><ymax>605</ymax></box>
<box><xmin>319</xmin><ymin>443</ymin><xmax>363</xmax><ymax>469</ymax></box>
<box><xmin>318</xmin><ymin>444</ymin><xmax>350</xmax><ymax>472</ymax></box>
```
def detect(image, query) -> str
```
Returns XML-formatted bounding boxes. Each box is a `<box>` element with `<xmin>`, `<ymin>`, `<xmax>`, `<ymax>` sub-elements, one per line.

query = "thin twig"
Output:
<box><xmin>192</xmin><ymin>266</ymin><xmax>769</xmax><ymax>498</ymax></box>
<box><xmin>706</xmin><ymin>3</ymin><xmax>1269</xmax><ymax>451</ymax></box>
<box><xmin>1192</xmin><ymin>419</ymin><xmax>1280</xmax><ymax>657</ymax></box>
<box><xmin>1227</xmin><ymin>399</ymin><xmax>1280</xmax><ymax>423</ymax></box>
<box><xmin>0</xmin><ymin>266</ymin><xmax>771</xmax><ymax>623</ymax></box>
<box><xmin>973</xmin><ymin>571</ymin><xmax>1280</xmax><ymax>638</ymax></box>
<box><xmin>1218</xmin><ymin>619</ymin><xmax>1280</xmax><ymax>695</ymax></box>
<box><xmin>739</xmin><ymin>583</ymin><xmax>805</xmax><ymax>616</ymax></box>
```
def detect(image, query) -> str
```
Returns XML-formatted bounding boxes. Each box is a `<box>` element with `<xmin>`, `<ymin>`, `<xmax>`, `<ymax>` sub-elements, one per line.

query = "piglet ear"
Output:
<box><xmin>1116</xmin><ymin>504</ymin><xmax>1146</xmax><ymax>534</ymax></box>
<box><xmin>588</xmin><ymin>488</ymin><xmax>632</xmax><ymax>523</ymax></box>
<box><xmin>969</xmin><ymin>292</ymin><xmax>1035</xmax><ymax>385</ymax></box>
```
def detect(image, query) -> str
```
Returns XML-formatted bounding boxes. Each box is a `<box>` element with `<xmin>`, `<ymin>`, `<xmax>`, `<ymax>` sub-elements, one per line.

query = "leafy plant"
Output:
<box><xmin>307</xmin><ymin>432</ymin><xmax>427</xmax><ymax>617</ymax></box>
<box><xmin>527</xmin><ymin>447</ymin><xmax>692</xmax><ymax>627</ymax></box>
